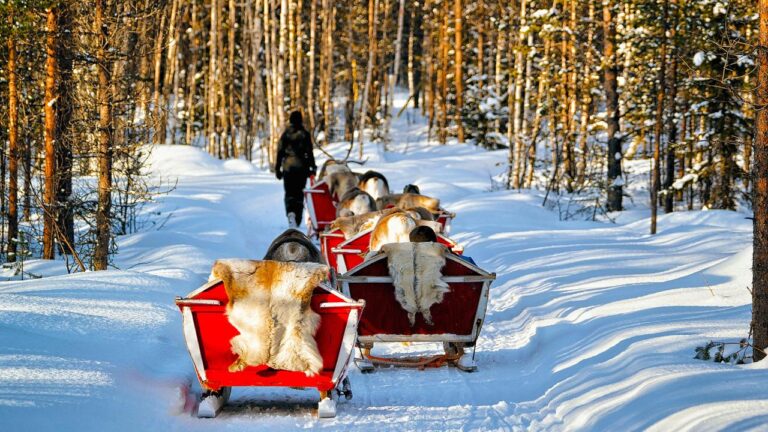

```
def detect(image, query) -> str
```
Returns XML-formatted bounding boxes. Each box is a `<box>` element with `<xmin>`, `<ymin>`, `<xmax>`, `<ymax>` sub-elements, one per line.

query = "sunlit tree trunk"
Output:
<box><xmin>753</xmin><ymin>0</ymin><xmax>768</xmax><ymax>362</ymax></box>
<box><xmin>152</xmin><ymin>3</ymin><xmax>169</xmax><ymax>144</ymax></box>
<box><xmin>454</xmin><ymin>0</ymin><xmax>464</xmax><ymax>143</ymax></box>
<box><xmin>664</xmin><ymin>0</ymin><xmax>679</xmax><ymax>214</ymax></box>
<box><xmin>95</xmin><ymin>0</ymin><xmax>114</xmax><ymax>270</ymax></box>
<box><xmin>43</xmin><ymin>7</ymin><xmax>58</xmax><ymax>260</ymax></box>
<box><xmin>359</xmin><ymin>0</ymin><xmax>379</xmax><ymax>157</ymax></box>
<box><xmin>7</xmin><ymin>11</ymin><xmax>19</xmax><ymax>261</ymax></box>
<box><xmin>308</xmin><ymin>0</ymin><xmax>317</xmax><ymax>132</ymax></box>
<box><xmin>651</xmin><ymin>0</ymin><xmax>668</xmax><ymax>235</ymax></box>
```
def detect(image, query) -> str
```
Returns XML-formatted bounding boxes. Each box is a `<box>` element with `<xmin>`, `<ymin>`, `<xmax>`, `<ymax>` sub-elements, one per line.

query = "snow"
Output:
<box><xmin>673</xmin><ymin>173</ymin><xmax>697</xmax><ymax>190</ymax></box>
<box><xmin>713</xmin><ymin>2</ymin><xmax>727</xmax><ymax>17</ymax></box>
<box><xmin>693</xmin><ymin>51</ymin><xmax>706</xmax><ymax>67</ymax></box>
<box><xmin>736</xmin><ymin>55</ymin><xmax>754</xmax><ymax>67</ymax></box>
<box><xmin>1</xmin><ymin>94</ymin><xmax>766</xmax><ymax>430</ymax></box>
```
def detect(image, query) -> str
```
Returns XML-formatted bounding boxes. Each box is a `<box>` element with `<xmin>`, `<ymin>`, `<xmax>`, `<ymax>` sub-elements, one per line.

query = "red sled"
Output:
<box><xmin>304</xmin><ymin>177</ymin><xmax>337</xmax><ymax>238</ymax></box>
<box><xmin>320</xmin><ymin>227</ymin><xmax>464</xmax><ymax>274</ymax></box>
<box><xmin>338</xmin><ymin>251</ymin><xmax>494</xmax><ymax>372</ymax></box>
<box><xmin>175</xmin><ymin>280</ymin><xmax>364</xmax><ymax>418</ymax></box>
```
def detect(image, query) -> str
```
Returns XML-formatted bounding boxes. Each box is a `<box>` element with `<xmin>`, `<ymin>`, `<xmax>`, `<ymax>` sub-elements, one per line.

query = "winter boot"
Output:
<box><xmin>287</xmin><ymin>212</ymin><xmax>298</xmax><ymax>229</ymax></box>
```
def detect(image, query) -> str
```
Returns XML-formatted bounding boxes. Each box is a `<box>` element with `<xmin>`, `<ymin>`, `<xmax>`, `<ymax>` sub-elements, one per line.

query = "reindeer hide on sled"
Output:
<box><xmin>210</xmin><ymin>259</ymin><xmax>328</xmax><ymax>376</ymax></box>
<box><xmin>380</xmin><ymin>243</ymin><xmax>451</xmax><ymax>326</ymax></box>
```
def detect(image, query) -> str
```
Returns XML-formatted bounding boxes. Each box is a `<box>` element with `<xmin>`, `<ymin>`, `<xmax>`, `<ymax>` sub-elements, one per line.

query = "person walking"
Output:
<box><xmin>275</xmin><ymin>111</ymin><xmax>317</xmax><ymax>228</ymax></box>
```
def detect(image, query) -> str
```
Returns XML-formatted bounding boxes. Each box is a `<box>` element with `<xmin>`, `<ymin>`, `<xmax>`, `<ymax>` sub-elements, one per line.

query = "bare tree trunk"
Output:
<box><xmin>217</xmin><ymin>2</ymin><xmax>228</xmax><ymax>158</ymax></box>
<box><xmin>407</xmin><ymin>0</ymin><xmax>417</xmax><ymax>108</ymax></box>
<box><xmin>43</xmin><ymin>7</ymin><xmax>58</xmax><ymax>260</ymax></box>
<box><xmin>476</xmin><ymin>0</ymin><xmax>484</xmax><ymax>92</ymax></box>
<box><xmin>345</xmin><ymin>12</ymin><xmax>356</xmax><ymax>142</ymax></box>
<box><xmin>386</xmin><ymin>0</ymin><xmax>406</xmax><ymax>131</ymax></box>
<box><xmin>453</xmin><ymin>0</ymin><xmax>464</xmax><ymax>143</ymax></box>
<box><xmin>161</xmin><ymin>0</ymin><xmax>180</xmax><ymax>146</ymax></box>
<box><xmin>308</xmin><ymin>0</ymin><xmax>317</xmax><ymax>133</ymax></box>
<box><xmin>438</xmin><ymin>7</ymin><xmax>448</xmax><ymax>144</ymax></box>
<box><xmin>296</xmin><ymin>0</ymin><xmax>304</xmax><ymax>110</ymax></box>
<box><xmin>603</xmin><ymin>0</ymin><xmax>622</xmax><ymax>212</ymax></box>
<box><xmin>525</xmin><ymin>38</ymin><xmax>550</xmax><ymax>189</ymax></box>
<box><xmin>576</xmin><ymin>1</ymin><xmax>595</xmax><ymax>186</ymax></box>
<box><xmin>359</xmin><ymin>0</ymin><xmax>379</xmax><ymax>157</ymax></box>
<box><xmin>322</xmin><ymin>3</ymin><xmax>335</xmax><ymax>140</ymax></box>
<box><xmin>208</xmin><ymin>0</ymin><xmax>219</xmax><ymax>155</ymax></box>
<box><xmin>95</xmin><ymin>0</ymin><xmax>113</xmax><ymax>270</ymax></box>
<box><xmin>651</xmin><ymin>0</ymin><xmax>668</xmax><ymax>235</ymax></box>
<box><xmin>136</xmin><ymin>0</ymin><xmax>153</xmax><ymax>125</ymax></box>
<box><xmin>563</xmin><ymin>0</ymin><xmax>578</xmax><ymax>192</ymax></box>
<box><xmin>288</xmin><ymin>0</ymin><xmax>297</xmax><ymax>104</ymax></box>
<box><xmin>7</xmin><ymin>12</ymin><xmax>18</xmax><ymax>261</ymax></box>
<box><xmin>152</xmin><ymin>3</ymin><xmax>169</xmax><ymax>144</ymax></box>
<box><xmin>23</xmin><ymin>126</ymin><xmax>31</xmax><ymax>221</ymax></box>
<box><xmin>55</xmin><ymin>5</ymin><xmax>74</xmax><ymax>254</ymax></box>
<box><xmin>664</xmin><ymin>0</ymin><xmax>678</xmax><ymax>214</ymax></box>
<box><xmin>278</xmin><ymin>0</ymin><xmax>288</xmax><ymax>125</ymax></box>
<box><xmin>186</xmin><ymin>0</ymin><xmax>199</xmax><ymax>145</ymax></box>
<box><xmin>508</xmin><ymin>0</ymin><xmax>527</xmax><ymax>188</ymax></box>
<box><xmin>229</xmin><ymin>0</ymin><xmax>238</xmax><ymax>156</ymax></box>
<box><xmin>424</xmin><ymin>0</ymin><xmax>435</xmax><ymax>132</ymax></box>
<box><xmin>753</xmin><ymin>0</ymin><xmax>768</xmax><ymax>362</ymax></box>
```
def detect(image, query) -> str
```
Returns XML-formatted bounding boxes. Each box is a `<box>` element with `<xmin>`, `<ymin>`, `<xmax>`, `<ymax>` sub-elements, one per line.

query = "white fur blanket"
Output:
<box><xmin>381</xmin><ymin>243</ymin><xmax>450</xmax><ymax>326</ymax></box>
<box><xmin>210</xmin><ymin>259</ymin><xmax>328</xmax><ymax>376</ymax></box>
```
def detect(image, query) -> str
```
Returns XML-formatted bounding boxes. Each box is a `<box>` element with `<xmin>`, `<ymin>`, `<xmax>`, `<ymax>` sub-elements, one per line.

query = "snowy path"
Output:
<box><xmin>2</xmin><ymin>115</ymin><xmax>767</xmax><ymax>430</ymax></box>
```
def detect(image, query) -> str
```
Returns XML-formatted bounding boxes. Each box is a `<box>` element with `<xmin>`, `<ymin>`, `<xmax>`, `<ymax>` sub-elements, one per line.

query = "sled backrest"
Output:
<box><xmin>304</xmin><ymin>180</ymin><xmax>337</xmax><ymax>232</ymax></box>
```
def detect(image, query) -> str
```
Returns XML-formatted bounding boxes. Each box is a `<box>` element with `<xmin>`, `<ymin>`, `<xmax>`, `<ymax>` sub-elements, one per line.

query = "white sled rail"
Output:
<box><xmin>175</xmin><ymin>297</ymin><xmax>222</xmax><ymax>306</ymax></box>
<box><xmin>175</xmin><ymin>297</ymin><xmax>366</xmax><ymax>310</ymax></box>
<box><xmin>319</xmin><ymin>301</ymin><xmax>366</xmax><ymax>309</ymax></box>
<box><xmin>332</xmin><ymin>248</ymin><xmax>364</xmax><ymax>254</ymax></box>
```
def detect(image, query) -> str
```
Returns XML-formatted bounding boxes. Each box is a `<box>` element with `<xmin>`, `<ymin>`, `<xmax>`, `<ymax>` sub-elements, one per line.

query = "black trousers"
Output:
<box><xmin>283</xmin><ymin>171</ymin><xmax>308</xmax><ymax>224</ymax></box>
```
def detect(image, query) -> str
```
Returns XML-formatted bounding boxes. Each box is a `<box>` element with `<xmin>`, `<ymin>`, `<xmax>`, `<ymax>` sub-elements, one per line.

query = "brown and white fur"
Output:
<box><xmin>336</xmin><ymin>188</ymin><xmax>377</xmax><ymax>217</ymax></box>
<box><xmin>407</xmin><ymin>206</ymin><xmax>435</xmax><ymax>222</ymax></box>
<box><xmin>263</xmin><ymin>229</ymin><xmax>323</xmax><ymax>264</ymax></box>
<box><xmin>327</xmin><ymin>170</ymin><xmax>360</xmax><ymax>201</ymax></box>
<box><xmin>376</xmin><ymin>193</ymin><xmax>441</xmax><ymax>214</ymax></box>
<box><xmin>318</xmin><ymin>159</ymin><xmax>351</xmax><ymax>180</ymax></box>
<box><xmin>329</xmin><ymin>208</ymin><xmax>399</xmax><ymax>239</ymax></box>
<box><xmin>368</xmin><ymin>211</ymin><xmax>419</xmax><ymax>253</ymax></box>
<box><xmin>358</xmin><ymin>170</ymin><xmax>390</xmax><ymax>201</ymax></box>
<box><xmin>210</xmin><ymin>259</ymin><xmax>327</xmax><ymax>376</ymax></box>
<box><xmin>381</xmin><ymin>242</ymin><xmax>450</xmax><ymax>326</ymax></box>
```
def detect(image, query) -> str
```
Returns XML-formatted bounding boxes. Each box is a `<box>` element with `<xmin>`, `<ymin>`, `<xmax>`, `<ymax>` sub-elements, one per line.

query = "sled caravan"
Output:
<box><xmin>174</xmin><ymin>159</ymin><xmax>495</xmax><ymax>419</ymax></box>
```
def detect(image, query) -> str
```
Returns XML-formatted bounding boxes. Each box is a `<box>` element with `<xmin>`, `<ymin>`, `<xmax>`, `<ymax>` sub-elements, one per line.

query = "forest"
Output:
<box><xmin>1</xmin><ymin>1</ymin><xmax>768</xmax><ymax>427</ymax></box>
<box><xmin>0</xmin><ymin>0</ymin><xmax>760</xmax><ymax>269</ymax></box>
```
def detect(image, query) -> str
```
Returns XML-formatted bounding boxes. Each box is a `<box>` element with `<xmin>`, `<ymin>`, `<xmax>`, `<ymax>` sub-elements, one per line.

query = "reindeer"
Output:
<box><xmin>336</xmin><ymin>188</ymin><xmax>377</xmax><ymax>217</ymax></box>
<box><xmin>358</xmin><ymin>170</ymin><xmax>391</xmax><ymax>201</ymax></box>
<box><xmin>376</xmin><ymin>193</ymin><xmax>441</xmax><ymax>214</ymax></box>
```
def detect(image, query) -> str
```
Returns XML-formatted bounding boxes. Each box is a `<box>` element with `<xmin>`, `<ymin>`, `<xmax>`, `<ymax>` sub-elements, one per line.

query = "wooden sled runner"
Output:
<box><xmin>337</xmin><ymin>250</ymin><xmax>494</xmax><ymax>372</ymax></box>
<box><xmin>175</xmin><ymin>280</ymin><xmax>364</xmax><ymax>418</ymax></box>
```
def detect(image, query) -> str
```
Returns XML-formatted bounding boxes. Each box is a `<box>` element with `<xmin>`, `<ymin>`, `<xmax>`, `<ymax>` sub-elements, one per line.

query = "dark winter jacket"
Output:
<box><xmin>275</xmin><ymin>125</ymin><xmax>317</xmax><ymax>176</ymax></box>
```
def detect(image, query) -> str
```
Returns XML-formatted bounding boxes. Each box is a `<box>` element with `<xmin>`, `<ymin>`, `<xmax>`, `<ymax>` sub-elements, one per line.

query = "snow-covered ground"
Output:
<box><xmin>2</xmin><ymin>97</ymin><xmax>766</xmax><ymax>431</ymax></box>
